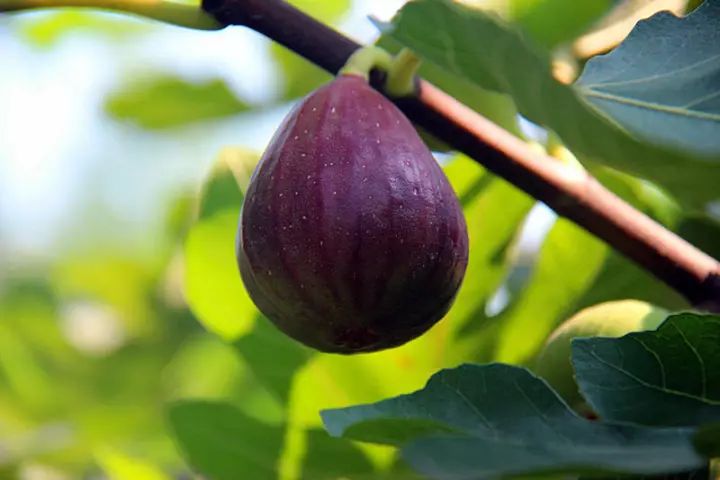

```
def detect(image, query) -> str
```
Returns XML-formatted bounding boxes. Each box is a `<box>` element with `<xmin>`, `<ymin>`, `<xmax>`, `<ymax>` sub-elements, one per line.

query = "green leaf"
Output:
<box><xmin>168</xmin><ymin>401</ymin><xmax>285</xmax><ymax>480</ymax></box>
<box><xmin>300</xmin><ymin>429</ymin><xmax>376</xmax><ymax>480</ymax></box>
<box><xmin>442</xmin><ymin>157</ymin><xmax>533</xmax><ymax>343</ymax></box>
<box><xmin>382</xmin><ymin>0</ymin><xmax>720</xmax><ymax>207</ymax></box>
<box><xmin>322</xmin><ymin>364</ymin><xmax>704</xmax><ymax>479</ymax></box>
<box><xmin>184</xmin><ymin>209</ymin><xmax>256</xmax><ymax>340</ymax></box>
<box><xmin>693</xmin><ymin>422</ymin><xmax>720</xmax><ymax>457</ymax></box>
<box><xmin>271</xmin><ymin>43</ymin><xmax>333</xmax><ymax>101</ymax></box>
<box><xmin>573</xmin><ymin>312</ymin><xmax>720</xmax><ymax>427</ymax></box>
<box><xmin>494</xmin><ymin>218</ymin><xmax>607</xmax><ymax>364</ymax></box>
<box><xmin>184</xmin><ymin>150</ymin><xmax>259</xmax><ymax>340</ymax></box>
<box><xmin>105</xmin><ymin>74</ymin><xmax>249</xmax><ymax>129</ymax></box>
<box><xmin>95</xmin><ymin>447</ymin><xmax>171</xmax><ymax>480</ymax></box>
<box><xmin>286</xmin><ymin>0</ymin><xmax>350</xmax><ymax>22</ymax></box>
<box><xmin>576</xmin><ymin>1</ymin><xmax>720</xmax><ymax>157</ymax></box>
<box><xmin>15</xmin><ymin>11</ymin><xmax>150</xmax><ymax>48</ymax></box>
<box><xmin>233</xmin><ymin>316</ymin><xmax>311</xmax><ymax>405</ymax></box>
<box><xmin>510</xmin><ymin>0</ymin><xmax>612</xmax><ymax>48</ymax></box>
<box><xmin>197</xmin><ymin>147</ymin><xmax>258</xmax><ymax>220</ymax></box>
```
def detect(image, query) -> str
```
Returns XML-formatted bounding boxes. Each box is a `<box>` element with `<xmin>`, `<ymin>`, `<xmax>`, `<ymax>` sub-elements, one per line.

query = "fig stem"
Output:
<box><xmin>0</xmin><ymin>0</ymin><xmax>223</xmax><ymax>30</ymax></box>
<box><xmin>338</xmin><ymin>46</ymin><xmax>393</xmax><ymax>81</ymax></box>
<box><xmin>385</xmin><ymin>49</ymin><xmax>422</xmax><ymax>98</ymax></box>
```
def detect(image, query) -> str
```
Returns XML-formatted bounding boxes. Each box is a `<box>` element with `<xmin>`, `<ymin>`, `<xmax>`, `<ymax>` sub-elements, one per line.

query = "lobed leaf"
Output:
<box><xmin>573</xmin><ymin>312</ymin><xmax>720</xmax><ymax>426</ymax></box>
<box><xmin>322</xmin><ymin>364</ymin><xmax>704</xmax><ymax>479</ymax></box>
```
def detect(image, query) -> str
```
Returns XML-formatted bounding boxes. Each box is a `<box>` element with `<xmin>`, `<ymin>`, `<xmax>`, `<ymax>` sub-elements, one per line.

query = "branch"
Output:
<box><xmin>203</xmin><ymin>0</ymin><xmax>720</xmax><ymax>310</ymax></box>
<box><xmin>0</xmin><ymin>0</ymin><xmax>222</xmax><ymax>30</ymax></box>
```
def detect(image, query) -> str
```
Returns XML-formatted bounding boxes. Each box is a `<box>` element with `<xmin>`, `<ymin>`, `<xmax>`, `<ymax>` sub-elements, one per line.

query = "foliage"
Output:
<box><xmin>1</xmin><ymin>0</ymin><xmax>719</xmax><ymax>479</ymax></box>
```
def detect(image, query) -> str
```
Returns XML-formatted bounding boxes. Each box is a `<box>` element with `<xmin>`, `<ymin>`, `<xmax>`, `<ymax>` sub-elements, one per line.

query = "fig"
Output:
<box><xmin>534</xmin><ymin>299</ymin><xmax>669</xmax><ymax>409</ymax></box>
<box><xmin>237</xmin><ymin>74</ymin><xmax>469</xmax><ymax>353</ymax></box>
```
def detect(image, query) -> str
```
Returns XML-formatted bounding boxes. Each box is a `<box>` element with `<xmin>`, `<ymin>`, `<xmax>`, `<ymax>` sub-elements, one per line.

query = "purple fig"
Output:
<box><xmin>237</xmin><ymin>74</ymin><xmax>468</xmax><ymax>353</ymax></box>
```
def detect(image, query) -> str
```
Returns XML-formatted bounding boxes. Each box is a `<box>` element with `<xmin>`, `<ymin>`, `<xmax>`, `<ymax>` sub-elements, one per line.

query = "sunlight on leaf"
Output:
<box><xmin>184</xmin><ymin>209</ymin><xmax>256</xmax><ymax>340</ymax></box>
<box><xmin>96</xmin><ymin>447</ymin><xmax>170</xmax><ymax>480</ymax></box>
<box><xmin>105</xmin><ymin>74</ymin><xmax>250</xmax><ymax>129</ymax></box>
<box><xmin>16</xmin><ymin>11</ymin><xmax>150</xmax><ymax>48</ymax></box>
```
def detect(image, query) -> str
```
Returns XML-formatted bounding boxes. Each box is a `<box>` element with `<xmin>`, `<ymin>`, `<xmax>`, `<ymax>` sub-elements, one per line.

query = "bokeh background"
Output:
<box><xmin>0</xmin><ymin>0</ymin><xmax>711</xmax><ymax>479</ymax></box>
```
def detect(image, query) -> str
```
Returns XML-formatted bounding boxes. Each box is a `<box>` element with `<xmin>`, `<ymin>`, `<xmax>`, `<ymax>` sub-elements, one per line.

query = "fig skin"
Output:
<box><xmin>237</xmin><ymin>74</ymin><xmax>469</xmax><ymax>353</ymax></box>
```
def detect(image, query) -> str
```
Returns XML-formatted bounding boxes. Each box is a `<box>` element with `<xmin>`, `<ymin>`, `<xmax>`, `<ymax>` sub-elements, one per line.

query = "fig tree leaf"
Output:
<box><xmin>184</xmin><ymin>210</ymin><xmax>257</xmax><ymax>341</ymax></box>
<box><xmin>95</xmin><ymin>447</ymin><xmax>170</xmax><ymax>480</ymax></box>
<box><xmin>576</xmin><ymin>0</ymin><xmax>720</xmax><ymax>157</ymax></box>
<box><xmin>509</xmin><ymin>0</ymin><xmax>612</xmax><ymax>48</ymax></box>
<box><xmin>381</xmin><ymin>0</ymin><xmax>720</xmax><ymax>207</ymax></box>
<box><xmin>573</xmin><ymin>312</ymin><xmax>720</xmax><ymax>426</ymax></box>
<box><xmin>197</xmin><ymin>147</ymin><xmax>257</xmax><ymax>220</ymax></box>
<box><xmin>300</xmin><ymin>429</ymin><xmax>376</xmax><ymax>480</ymax></box>
<box><xmin>184</xmin><ymin>150</ymin><xmax>259</xmax><ymax>341</ymax></box>
<box><xmin>494</xmin><ymin>218</ymin><xmax>607</xmax><ymax>364</ymax></box>
<box><xmin>442</xmin><ymin>157</ymin><xmax>533</xmax><ymax>345</ymax></box>
<box><xmin>322</xmin><ymin>364</ymin><xmax>704</xmax><ymax>479</ymax></box>
<box><xmin>693</xmin><ymin>422</ymin><xmax>720</xmax><ymax>457</ymax></box>
<box><xmin>168</xmin><ymin>401</ymin><xmax>284</xmax><ymax>480</ymax></box>
<box><xmin>105</xmin><ymin>74</ymin><xmax>249</xmax><ymax>129</ymax></box>
<box><xmin>233</xmin><ymin>316</ymin><xmax>311</xmax><ymax>405</ymax></box>
<box><xmin>15</xmin><ymin>11</ymin><xmax>150</xmax><ymax>48</ymax></box>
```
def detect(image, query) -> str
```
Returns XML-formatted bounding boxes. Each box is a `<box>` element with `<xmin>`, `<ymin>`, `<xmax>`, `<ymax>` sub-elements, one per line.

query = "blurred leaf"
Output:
<box><xmin>198</xmin><ymin>147</ymin><xmax>257</xmax><ymax>220</ymax></box>
<box><xmin>105</xmin><ymin>74</ymin><xmax>249</xmax><ymax>129</ymax></box>
<box><xmin>442</xmin><ymin>157</ymin><xmax>533</xmax><ymax>341</ymax></box>
<box><xmin>96</xmin><ymin>447</ymin><xmax>170</xmax><ymax>480</ymax></box>
<box><xmin>162</xmin><ymin>335</ymin><xmax>246</xmax><ymax>400</ymax></box>
<box><xmin>184</xmin><ymin>148</ymin><xmax>259</xmax><ymax>340</ymax></box>
<box><xmin>233</xmin><ymin>316</ymin><xmax>311</xmax><ymax>405</ymax></box>
<box><xmin>300</xmin><ymin>429</ymin><xmax>376</xmax><ymax>480</ymax></box>
<box><xmin>381</xmin><ymin>0</ymin><xmax>720</xmax><ymax>207</ymax></box>
<box><xmin>693</xmin><ymin>422</ymin><xmax>720</xmax><ymax>457</ymax></box>
<box><xmin>574</xmin><ymin>312</ymin><xmax>720</xmax><ymax>426</ymax></box>
<box><xmin>575</xmin><ymin>251</ymin><xmax>688</xmax><ymax>311</ymax></box>
<box><xmin>184</xmin><ymin>209</ymin><xmax>256</xmax><ymax>341</ymax></box>
<box><xmin>676</xmin><ymin>214</ymin><xmax>720</xmax><ymax>261</ymax></box>
<box><xmin>0</xmin><ymin>322</ymin><xmax>56</xmax><ymax>413</ymax></box>
<box><xmin>494</xmin><ymin>219</ymin><xmax>607</xmax><ymax>364</ymax></box>
<box><xmin>271</xmin><ymin>44</ymin><xmax>333</xmax><ymax>101</ymax></box>
<box><xmin>289</xmin><ymin>324</ymin><xmax>457</xmax><ymax>429</ymax></box>
<box><xmin>16</xmin><ymin>11</ymin><xmax>150</xmax><ymax>48</ymax></box>
<box><xmin>168</xmin><ymin>401</ymin><xmax>284</xmax><ymax>480</ymax></box>
<box><xmin>287</xmin><ymin>0</ymin><xmax>350</xmax><ymax>21</ymax></box>
<box><xmin>322</xmin><ymin>364</ymin><xmax>704</xmax><ymax>479</ymax></box>
<box><xmin>53</xmin><ymin>257</ymin><xmax>155</xmax><ymax>337</ymax></box>
<box><xmin>510</xmin><ymin>0</ymin><xmax>612</xmax><ymax>48</ymax></box>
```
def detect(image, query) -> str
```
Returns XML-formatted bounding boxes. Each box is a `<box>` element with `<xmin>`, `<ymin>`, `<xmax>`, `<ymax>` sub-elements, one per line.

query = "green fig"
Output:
<box><xmin>534</xmin><ymin>299</ymin><xmax>669</xmax><ymax>410</ymax></box>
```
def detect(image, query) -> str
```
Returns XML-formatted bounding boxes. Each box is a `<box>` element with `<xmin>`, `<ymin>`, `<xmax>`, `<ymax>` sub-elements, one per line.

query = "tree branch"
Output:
<box><xmin>201</xmin><ymin>0</ymin><xmax>720</xmax><ymax>310</ymax></box>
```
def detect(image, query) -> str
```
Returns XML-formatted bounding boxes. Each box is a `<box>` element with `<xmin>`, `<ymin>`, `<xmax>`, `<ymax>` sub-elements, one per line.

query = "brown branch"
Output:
<box><xmin>202</xmin><ymin>0</ymin><xmax>720</xmax><ymax>310</ymax></box>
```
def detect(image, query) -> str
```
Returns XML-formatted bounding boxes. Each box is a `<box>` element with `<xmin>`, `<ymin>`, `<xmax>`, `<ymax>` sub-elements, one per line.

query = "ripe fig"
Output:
<box><xmin>237</xmin><ymin>74</ymin><xmax>469</xmax><ymax>353</ymax></box>
<box><xmin>534</xmin><ymin>299</ymin><xmax>668</xmax><ymax>409</ymax></box>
